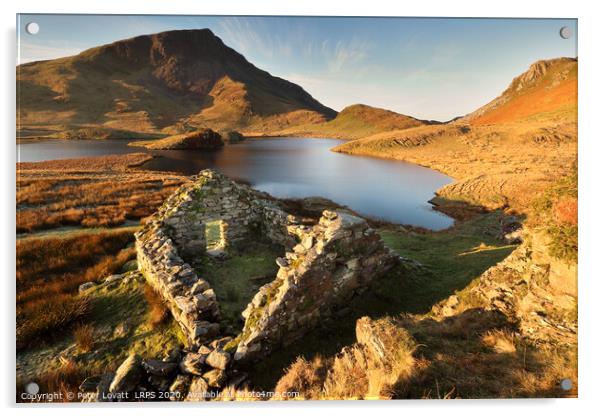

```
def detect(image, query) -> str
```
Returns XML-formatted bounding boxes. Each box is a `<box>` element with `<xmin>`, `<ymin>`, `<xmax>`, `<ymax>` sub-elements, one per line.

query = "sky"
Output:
<box><xmin>17</xmin><ymin>14</ymin><xmax>577</xmax><ymax>121</ymax></box>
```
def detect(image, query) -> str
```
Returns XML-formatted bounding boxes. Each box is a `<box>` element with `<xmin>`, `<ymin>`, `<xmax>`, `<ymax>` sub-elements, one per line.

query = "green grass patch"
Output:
<box><xmin>200</xmin><ymin>242</ymin><xmax>281</xmax><ymax>330</ymax></box>
<box><xmin>378</xmin><ymin>211</ymin><xmax>517</xmax><ymax>313</ymax></box>
<box><xmin>246</xmin><ymin>210</ymin><xmax>518</xmax><ymax>390</ymax></box>
<box><xmin>204</xmin><ymin>220</ymin><xmax>223</xmax><ymax>250</ymax></box>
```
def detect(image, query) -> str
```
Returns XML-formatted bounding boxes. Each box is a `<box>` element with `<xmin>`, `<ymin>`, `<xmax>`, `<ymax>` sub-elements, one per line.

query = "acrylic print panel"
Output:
<box><xmin>16</xmin><ymin>14</ymin><xmax>577</xmax><ymax>402</ymax></box>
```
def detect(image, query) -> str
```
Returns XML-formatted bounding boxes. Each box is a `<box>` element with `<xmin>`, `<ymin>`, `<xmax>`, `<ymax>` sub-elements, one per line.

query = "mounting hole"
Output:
<box><xmin>560</xmin><ymin>378</ymin><xmax>573</xmax><ymax>391</ymax></box>
<box><xmin>25</xmin><ymin>22</ymin><xmax>40</xmax><ymax>35</ymax></box>
<box><xmin>25</xmin><ymin>382</ymin><xmax>40</xmax><ymax>395</ymax></box>
<box><xmin>559</xmin><ymin>26</ymin><xmax>572</xmax><ymax>40</ymax></box>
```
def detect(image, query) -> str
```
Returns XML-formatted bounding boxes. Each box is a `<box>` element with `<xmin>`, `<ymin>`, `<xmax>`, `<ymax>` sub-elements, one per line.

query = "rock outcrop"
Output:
<box><xmin>130</xmin><ymin>129</ymin><xmax>224</xmax><ymax>150</ymax></box>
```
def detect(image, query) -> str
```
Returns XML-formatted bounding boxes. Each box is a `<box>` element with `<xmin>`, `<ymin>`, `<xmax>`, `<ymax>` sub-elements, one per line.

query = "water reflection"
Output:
<box><xmin>17</xmin><ymin>137</ymin><xmax>454</xmax><ymax>229</ymax></box>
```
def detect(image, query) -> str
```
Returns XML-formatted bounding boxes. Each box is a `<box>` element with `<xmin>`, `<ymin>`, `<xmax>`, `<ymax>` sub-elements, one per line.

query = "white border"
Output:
<box><xmin>2</xmin><ymin>1</ymin><xmax>601</xmax><ymax>415</ymax></box>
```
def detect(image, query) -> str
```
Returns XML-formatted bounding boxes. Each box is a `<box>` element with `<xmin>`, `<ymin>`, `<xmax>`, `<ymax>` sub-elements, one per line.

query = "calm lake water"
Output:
<box><xmin>17</xmin><ymin>137</ymin><xmax>454</xmax><ymax>230</ymax></box>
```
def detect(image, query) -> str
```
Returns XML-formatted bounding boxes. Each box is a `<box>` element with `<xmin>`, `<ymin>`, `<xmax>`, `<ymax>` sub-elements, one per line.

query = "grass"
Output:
<box><xmin>205</xmin><ymin>220</ymin><xmax>224</xmax><ymax>250</ymax></box>
<box><xmin>16</xmin><ymin>229</ymin><xmax>137</xmax><ymax>350</ymax></box>
<box><xmin>17</xmin><ymin>273</ymin><xmax>186</xmax><ymax>400</ymax></box>
<box><xmin>199</xmin><ymin>241</ymin><xmax>281</xmax><ymax>330</ymax></box>
<box><xmin>74</xmin><ymin>323</ymin><xmax>95</xmax><ymax>353</ymax></box>
<box><xmin>377</xmin><ymin>210</ymin><xmax>517</xmax><ymax>313</ymax></box>
<box><xmin>274</xmin><ymin>104</ymin><xmax>428</xmax><ymax>140</ymax></box>
<box><xmin>17</xmin><ymin>361</ymin><xmax>90</xmax><ymax>403</ymax></box>
<box><xmin>274</xmin><ymin>310</ymin><xmax>577</xmax><ymax>399</ymax></box>
<box><xmin>245</xmin><ymin>210</ymin><xmax>518</xmax><ymax>390</ymax></box>
<box><xmin>531</xmin><ymin>166</ymin><xmax>578</xmax><ymax>263</ymax></box>
<box><xmin>17</xmin><ymin>155</ymin><xmax>184</xmax><ymax>233</ymax></box>
<box><xmin>143</xmin><ymin>285</ymin><xmax>170</xmax><ymax>328</ymax></box>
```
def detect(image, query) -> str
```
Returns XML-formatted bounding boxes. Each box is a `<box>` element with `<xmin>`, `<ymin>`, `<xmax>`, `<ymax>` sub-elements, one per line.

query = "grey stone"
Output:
<box><xmin>205</xmin><ymin>349</ymin><xmax>231</xmax><ymax>370</ymax></box>
<box><xmin>202</xmin><ymin>369</ymin><xmax>226</xmax><ymax>388</ymax></box>
<box><xmin>109</xmin><ymin>354</ymin><xmax>142</xmax><ymax>394</ymax></box>
<box><xmin>96</xmin><ymin>373</ymin><xmax>114</xmax><ymax>402</ymax></box>
<box><xmin>79</xmin><ymin>375</ymin><xmax>101</xmax><ymax>392</ymax></box>
<box><xmin>104</xmin><ymin>274</ymin><xmax>123</xmax><ymax>284</ymax></box>
<box><xmin>142</xmin><ymin>359</ymin><xmax>178</xmax><ymax>377</ymax></box>
<box><xmin>276</xmin><ymin>257</ymin><xmax>289</xmax><ymax>267</ymax></box>
<box><xmin>179</xmin><ymin>352</ymin><xmax>207</xmax><ymax>375</ymax></box>
<box><xmin>186</xmin><ymin>377</ymin><xmax>209</xmax><ymax>401</ymax></box>
<box><xmin>78</xmin><ymin>282</ymin><xmax>95</xmax><ymax>293</ymax></box>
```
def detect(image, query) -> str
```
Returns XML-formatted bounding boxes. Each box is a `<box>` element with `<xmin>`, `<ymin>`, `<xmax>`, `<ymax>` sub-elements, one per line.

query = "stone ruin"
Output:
<box><xmin>135</xmin><ymin>169</ymin><xmax>398</xmax><ymax>364</ymax></box>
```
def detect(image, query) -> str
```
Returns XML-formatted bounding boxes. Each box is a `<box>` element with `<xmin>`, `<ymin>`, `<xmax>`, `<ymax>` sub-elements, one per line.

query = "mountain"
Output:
<box><xmin>463</xmin><ymin>57</ymin><xmax>577</xmax><ymax>125</ymax></box>
<box><xmin>334</xmin><ymin>57</ymin><xmax>577</xmax><ymax>211</ymax></box>
<box><xmin>17</xmin><ymin>29</ymin><xmax>336</xmax><ymax>137</ymax></box>
<box><xmin>270</xmin><ymin>104</ymin><xmax>434</xmax><ymax>140</ymax></box>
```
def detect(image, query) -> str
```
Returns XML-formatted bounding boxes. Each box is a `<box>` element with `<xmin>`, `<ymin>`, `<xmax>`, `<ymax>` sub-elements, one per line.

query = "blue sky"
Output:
<box><xmin>17</xmin><ymin>15</ymin><xmax>577</xmax><ymax>121</ymax></box>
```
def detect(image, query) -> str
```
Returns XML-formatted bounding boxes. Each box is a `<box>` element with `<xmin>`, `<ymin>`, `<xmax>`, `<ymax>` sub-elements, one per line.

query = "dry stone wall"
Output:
<box><xmin>234</xmin><ymin>210</ymin><xmax>399</xmax><ymax>362</ymax></box>
<box><xmin>136</xmin><ymin>170</ymin><xmax>295</xmax><ymax>348</ymax></box>
<box><xmin>136</xmin><ymin>169</ymin><xmax>398</xmax><ymax>359</ymax></box>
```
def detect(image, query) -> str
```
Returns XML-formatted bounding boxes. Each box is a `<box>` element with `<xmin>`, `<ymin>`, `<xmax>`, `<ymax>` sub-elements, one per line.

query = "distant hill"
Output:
<box><xmin>463</xmin><ymin>57</ymin><xmax>577</xmax><ymax>125</ymax></box>
<box><xmin>334</xmin><ymin>57</ymin><xmax>578</xmax><ymax>212</ymax></box>
<box><xmin>270</xmin><ymin>104</ymin><xmax>434</xmax><ymax>140</ymax></box>
<box><xmin>17</xmin><ymin>29</ymin><xmax>336</xmax><ymax>138</ymax></box>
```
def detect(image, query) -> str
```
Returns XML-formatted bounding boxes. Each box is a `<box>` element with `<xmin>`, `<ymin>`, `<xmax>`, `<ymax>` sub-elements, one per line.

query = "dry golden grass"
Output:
<box><xmin>73</xmin><ymin>323</ymin><xmax>95</xmax><ymax>353</ymax></box>
<box><xmin>17</xmin><ymin>361</ymin><xmax>89</xmax><ymax>403</ymax></box>
<box><xmin>275</xmin><ymin>356</ymin><xmax>329</xmax><ymax>400</ymax></box>
<box><xmin>269</xmin><ymin>104</ymin><xmax>429</xmax><ymax>140</ymax></box>
<box><xmin>334</xmin><ymin>121</ymin><xmax>577</xmax><ymax>213</ymax></box>
<box><xmin>17</xmin><ymin>155</ymin><xmax>184</xmax><ymax>232</ymax></box>
<box><xmin>17</xmin><ymin>153</ymin><xmax>152</xmax><ymax>171</ymax></box>
<box><xmin>143</xmin><ymin>286</ymin><xmax>170</xmax><ymax>328</ymax></box>
<box><xmin>276</xmin><ymin>311</ymin><xmax>577</xmax><ymax>399</ymax></box>
<box><xmin>16</xmin><ymin>229</ymin><xmax>136</xmax><ymax>350</ymax></box>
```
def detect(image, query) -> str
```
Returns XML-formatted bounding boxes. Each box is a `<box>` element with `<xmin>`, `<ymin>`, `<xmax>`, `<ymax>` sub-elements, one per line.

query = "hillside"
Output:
<box><xmin>273</xmin><ymin>58</ymin><xmax>578</xmax><ymax>399</ymax></box>
<box><xmin>334</xmin><ymin>58</ymin><xmax>578</xmax><ymax>212</ymax></box>
<box><xmin>464</xmin><ymin>57</ymin><xmax>577</xmax><ymax>125</ymax></box>
<box><xmin>265</xmin><ymin>104</ymin><xmax>432</xmax><ymax>140</ymax></box>
<box><xmin>17</xmin><ymin>29</ymin><xmax>336</xmax><ymax>138</ymax></box>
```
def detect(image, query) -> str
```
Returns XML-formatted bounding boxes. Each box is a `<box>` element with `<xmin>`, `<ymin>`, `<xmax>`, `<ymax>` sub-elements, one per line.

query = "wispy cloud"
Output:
<box><xmin>325</xmin><ymin>39</ymin><xmax>369</xmax><ymax>73</ymax></box>
<box><xmin>218</xmin><ymin>17</ymin><xmax>292</xmax><ymax>61</ymax></box>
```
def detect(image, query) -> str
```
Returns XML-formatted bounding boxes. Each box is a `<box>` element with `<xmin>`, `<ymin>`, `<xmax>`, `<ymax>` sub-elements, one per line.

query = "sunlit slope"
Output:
<box><xmin>334</xmin><ymin>58</ymin><xmax>578</xmax><ymax>211</ymax></box>
<box><xmin>17</xmin><ymin>29</ymin><xmax>336</xmax><ymax>137</ymax></box>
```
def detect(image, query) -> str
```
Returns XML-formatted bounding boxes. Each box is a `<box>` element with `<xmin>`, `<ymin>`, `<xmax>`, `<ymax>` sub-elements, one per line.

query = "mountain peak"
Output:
<box><xmin>17</xmin><ymin>29</ymin><xmax>336</xmax><ymax>135</ymax></box>
<box><xmin>464</xmin><ymin>57</ymin><xmax>577</xmax><ymax>125</ymax></box>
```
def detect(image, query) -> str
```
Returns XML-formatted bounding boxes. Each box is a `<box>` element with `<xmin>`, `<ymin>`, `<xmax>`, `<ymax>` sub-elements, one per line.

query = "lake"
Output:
<box><xmin>17</xmin><ymin>137</ymin><xmax>454</xmax><ymax>230</ymax></box>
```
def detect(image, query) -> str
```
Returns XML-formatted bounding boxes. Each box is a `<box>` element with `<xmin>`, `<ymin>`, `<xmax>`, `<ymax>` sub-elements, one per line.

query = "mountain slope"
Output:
<box><xmin>17</xmin><ymin>29</ymin><xmax>336</xmax><ymax>137</ymax></box>
<box><xmin>464</xmin><ymin>57</ymin><xmax>577</xmax><ymax>125</ymax></box>
<box><xmin>268</xmin><ymin>104</ymin><xmax>433</xmax><ymax>140</ymax></box>
<box><xmin>334</xmin><ymin>57</ymin><xmax>577</xmax><ymax>211</ymax></box>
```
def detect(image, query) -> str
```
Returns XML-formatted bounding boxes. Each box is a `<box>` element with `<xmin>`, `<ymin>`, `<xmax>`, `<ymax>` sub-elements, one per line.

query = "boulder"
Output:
<box><xmin>179</xmin><ymin>352</ymin><xmax>207</xmax><ymax>375</ymax></box>
<box><xmin>104</xmin><ymin>274</ymin><xmax>123</xmax><ymax>284</ymax></box>
<box><xmin>203</xmin><ymin>369</ymin><xmax>227</xmax><ymax>388</ymax></box>
<box><xmin>148</xmin><ymin>374</ymin><xmax>171</xmax><ymax>392</ymax></box>
<box><xmin>142</xmin><ymin>359</ymin><xmax>178</xmax><ymax>377</ymax></box>
<box><xmin>109</xmin><ymin>354</ymin><xmax>142</xmax><ymax>394</ymax></box>
<box><xmin>205</xmin><ymin>349</ymin><xmax>231</xmax><ymax>370</ymax></box>
<box><xmin>96</xmin><ymin>373</ymin><xmax>114</xmax><ymax>402</ymax></box>
<box><xmin>78</xmin><ymin>282</ymin><xmax>95</xmax><ymax>293</ymax></box>
<box><xmin>186</xmin><ymin>377</ymin><xmax>209</xmax><ymax>401</ymax></box>
<box><xmin>169</xmin><ymin>374</ymin><xmax>191</xmax><ymax>401</ymax></box>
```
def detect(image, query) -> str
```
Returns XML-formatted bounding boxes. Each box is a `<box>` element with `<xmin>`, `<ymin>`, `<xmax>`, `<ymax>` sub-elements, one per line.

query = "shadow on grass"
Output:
<box><xmin>247</xmin><ymin>203</ymin><xmax>522</xmax><ymax>390</ymax></box>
